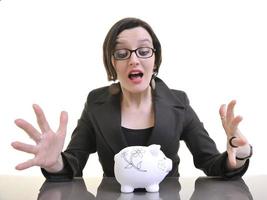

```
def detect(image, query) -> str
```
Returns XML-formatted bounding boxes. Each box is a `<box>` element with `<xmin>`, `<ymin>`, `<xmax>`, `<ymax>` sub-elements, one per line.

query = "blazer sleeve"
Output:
<box><xmin>42</xmin><ymin>92</ymin><xmax>97</xmax><ymax>181</ymax></box>
<box><xmin>179</xmin><ymin>92</ymin><xmax>249</xmax><ymax>178</ymax></box>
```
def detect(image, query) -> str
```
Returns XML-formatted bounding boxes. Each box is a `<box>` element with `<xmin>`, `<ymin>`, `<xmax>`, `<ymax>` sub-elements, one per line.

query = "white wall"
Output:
<box><xmin>0</xmin><ymin>0</ymin><xmax>266</xmax><ymax>177</ymax></box>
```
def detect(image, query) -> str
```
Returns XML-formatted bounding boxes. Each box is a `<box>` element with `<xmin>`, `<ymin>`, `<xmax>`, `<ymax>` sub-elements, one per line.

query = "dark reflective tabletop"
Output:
<box><xmin>1</xmin><ymin>175</ymin><xmax>266</xmax><ymax>199</ymax></box>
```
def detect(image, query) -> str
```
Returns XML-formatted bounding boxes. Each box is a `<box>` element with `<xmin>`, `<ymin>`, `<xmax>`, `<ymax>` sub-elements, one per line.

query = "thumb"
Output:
<box><xmin>227</xmin><ymin>151</ymin><xmax>237</xmax><ymax>168</ymax></box>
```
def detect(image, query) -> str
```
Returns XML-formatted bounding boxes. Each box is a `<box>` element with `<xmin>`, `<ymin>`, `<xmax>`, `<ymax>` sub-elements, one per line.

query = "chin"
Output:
<box><xmin>123</xmin><ymin>83</ymin><xmax>151</xmax><ymax>94</ymax></box>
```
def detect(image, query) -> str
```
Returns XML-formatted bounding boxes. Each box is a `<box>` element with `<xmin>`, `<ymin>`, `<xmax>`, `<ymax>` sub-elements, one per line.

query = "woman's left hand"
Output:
<box><xmin>219</xmin><ymin>100</ymin><xmax>250</xmax><ymax>169</ymax></box>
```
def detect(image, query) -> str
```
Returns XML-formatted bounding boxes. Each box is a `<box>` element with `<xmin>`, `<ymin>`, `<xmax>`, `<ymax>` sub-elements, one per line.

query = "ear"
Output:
<box><xmin>111</xmin><ymin>57</ymin><xmax>117</xmax><ymax>71</ymax></box>
<box><xmin>153</xmin><ymin>65</ymin><xmax>157</xmax><ymax>71</ymax></box>
<box><xmin>149</xmin><ymin>144</ymin><xmax>161</xmax><ymax>156</ymax></box>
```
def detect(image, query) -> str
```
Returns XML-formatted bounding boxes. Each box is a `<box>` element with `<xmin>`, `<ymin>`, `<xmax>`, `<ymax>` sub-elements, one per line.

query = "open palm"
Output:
<box><xmin>219</xmin><ymin>100</ymin><xmax>249</xmax><ymax>168</ymax></box>
<box><xmin>11</xmin><ymin>104</ymin><xmax>68</xmax><ymax>171</ymax></box>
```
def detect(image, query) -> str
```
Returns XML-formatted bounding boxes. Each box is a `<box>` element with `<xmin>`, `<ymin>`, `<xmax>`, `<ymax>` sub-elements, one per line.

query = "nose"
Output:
<box><xmin>128</xmin><ymin>51</ymin><xmax>140</xmax><ymax>66</ymax></box>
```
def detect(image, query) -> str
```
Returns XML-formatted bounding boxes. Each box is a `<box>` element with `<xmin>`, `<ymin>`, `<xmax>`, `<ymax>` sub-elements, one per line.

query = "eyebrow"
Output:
<box><xmin>115</xmin><ymin>38</ymin><xmax>153</xmax><ymax>45</ymax></box>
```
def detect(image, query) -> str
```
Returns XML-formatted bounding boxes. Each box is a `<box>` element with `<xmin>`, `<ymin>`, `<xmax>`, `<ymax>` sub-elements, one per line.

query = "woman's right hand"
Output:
<box><xmin>11</xmin><ymin>104</ymin><xmax>68</xmax><ymax>172</ymax></box>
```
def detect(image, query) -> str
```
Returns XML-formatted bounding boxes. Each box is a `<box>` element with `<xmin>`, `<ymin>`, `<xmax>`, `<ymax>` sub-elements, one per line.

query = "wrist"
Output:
<box><xmin>236</xmin><ymin>144</ymin><xmax>253</xmax><ymax>160</ymax></box>
<box><xmin>44</xmin><ymin>155</ymin><xmax>64</xmax><ymax>173</ymax></box>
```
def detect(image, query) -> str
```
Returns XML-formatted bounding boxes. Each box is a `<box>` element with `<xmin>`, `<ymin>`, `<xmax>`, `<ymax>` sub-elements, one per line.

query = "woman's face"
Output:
<box><xmin>112</xmin><ymin>27</ymin><xmax>155</xmax><ymax>94</ymax></box>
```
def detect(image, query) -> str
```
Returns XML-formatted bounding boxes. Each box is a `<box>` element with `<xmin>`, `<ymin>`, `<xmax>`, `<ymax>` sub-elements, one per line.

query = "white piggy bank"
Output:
<box><xmin>114</xmin><ymin>144</ymin><xmax>172</xmax><ymax>193</ymax></box>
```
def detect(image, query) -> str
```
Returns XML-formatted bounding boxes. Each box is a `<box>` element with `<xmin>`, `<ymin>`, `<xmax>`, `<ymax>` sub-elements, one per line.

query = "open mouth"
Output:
<box><xmin>128</xmin><ymin>72</ymin><xmax>144</xmax><ymax>80</ymax></box>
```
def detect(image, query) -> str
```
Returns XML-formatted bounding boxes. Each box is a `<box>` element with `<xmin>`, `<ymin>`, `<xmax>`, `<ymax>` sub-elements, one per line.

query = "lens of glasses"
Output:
<box><xmin>136</xmin><ymin>47</ymin><xmax>153</xmax><ymax>58</ymax></box>
<box><xmin>113</xmin><ymin>47</ymin><xmax>155</xmax><ymax>60</ymax></box>
<box><xmin>113</xmin><ymin>49</ymin><xmax>130</xmax><ymax>60</ymax></box>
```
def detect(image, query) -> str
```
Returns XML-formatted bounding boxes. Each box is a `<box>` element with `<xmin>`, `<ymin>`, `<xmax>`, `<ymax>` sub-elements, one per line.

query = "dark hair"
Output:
<box><xmin>103</xmin><ymin>17</ymin><xmax>162</xmax><ymax>81</ymax></box>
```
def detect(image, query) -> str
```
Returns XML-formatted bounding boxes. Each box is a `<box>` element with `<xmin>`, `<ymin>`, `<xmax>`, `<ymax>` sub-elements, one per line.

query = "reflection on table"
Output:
<box><xmin>38</xmin><ymin>176</ymin><xmax>254</xmax><ymax>200</ymax></box>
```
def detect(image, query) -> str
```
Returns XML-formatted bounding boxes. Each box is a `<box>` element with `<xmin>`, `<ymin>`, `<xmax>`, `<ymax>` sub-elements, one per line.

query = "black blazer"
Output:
<box><xmin>42</xmin><ymin>78</ymin><xmax>249</xmax><ymax>181</ymax></box>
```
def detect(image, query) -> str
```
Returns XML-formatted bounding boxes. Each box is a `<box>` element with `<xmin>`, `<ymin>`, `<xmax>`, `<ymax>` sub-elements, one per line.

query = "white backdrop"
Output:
<box><xmin>0</xmin><ymin>0</ymin><xmax>266</xmax><ymax>177</ymax></box>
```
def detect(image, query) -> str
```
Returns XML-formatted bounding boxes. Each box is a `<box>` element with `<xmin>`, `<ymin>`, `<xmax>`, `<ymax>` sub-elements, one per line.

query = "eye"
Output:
<box><xmin>114</xmin><ymin>49</ymin><xmax>129</xmax><ymax>59</ymax></box>
<box><xmin>137</xmin><ymin>47</ymin><xmax>151</xmax><ymax>57</ymax></box>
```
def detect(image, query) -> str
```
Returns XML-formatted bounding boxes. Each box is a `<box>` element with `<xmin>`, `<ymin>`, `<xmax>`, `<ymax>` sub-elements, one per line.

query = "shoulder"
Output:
<box><xmin>86</xmin><ymin>85</ymin><xmax>111</xmax><ymax>104</ymax></box>
<box><xmin>88</xmin><ymin>86</ymin><xmax>109</xmax><ymax>97</ymax></box>
<box><xmin>155</xmin><ymin>77</ymin><xmax>190</xmax><ymax>107</ymax></box>
<box><xmin>170</xmin><ymin>89</ymin><xmax>190</xmax><ymax>105</ymax></box>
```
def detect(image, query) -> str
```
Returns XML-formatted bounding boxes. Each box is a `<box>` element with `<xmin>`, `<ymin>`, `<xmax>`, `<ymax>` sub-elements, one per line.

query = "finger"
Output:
<box><xmin>33</xmin><ymin>104</ymin><xmax>51</xmax><ymax>133</ymax></box>
<box><xmin>11</xmin><ymin>141</ymin><xmax>37</xmax><ymax>154</ymax></box>
<box><xmin>229</xmin><ymin>136</ymin><xmax>247</xmax><ymax>148</ymax></box>
<box><xmin>57</xmin><ymin>111</ymin><xmax>68</xmax><ymax>137</ymax></box>
<box><xmin>15</xmin><ymin>119</ymin><xmax>41</xmax><ymax>143</ymax></box>
<box><xmin>229</xmin><ymin>115</ymin><xmax>243</xmax><ymax>133</ymax></box>
<box><xmin>219</xmin><ymin>104</ymin><xmax>227</xmax><ymax>128</ymax></box>
<box><xmin>15</xmin><ymin>159</ymin><xmax>36</xmax><ymax>170</ymax></box>
<box><xmin>219</xmin><ymin>104</ymin><xmax>226</xmax><ymax>118</ymax></box>
<box><xmin>226</xmin><ymin>100</ymin><xmax>236</xmax><ymax>122</ymax></box>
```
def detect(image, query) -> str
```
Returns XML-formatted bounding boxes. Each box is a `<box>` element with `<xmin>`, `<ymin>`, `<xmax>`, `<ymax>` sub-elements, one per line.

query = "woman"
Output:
<box><xmin>12</xmin><ymin>18</ymin><xmax>252</xmax><ymax>180</ymax></box>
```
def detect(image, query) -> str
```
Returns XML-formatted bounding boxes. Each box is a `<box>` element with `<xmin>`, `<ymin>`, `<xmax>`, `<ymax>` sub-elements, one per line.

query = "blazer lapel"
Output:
<box><xmin>92</xmin><ymin>90</ymin><xmax>127</xmax><ymax>154</ymax></box>
<box><xmin>91</xmin><ymin>78</ymin><xmax>186</xmax><ymax>154</ymax></box>
<box><xmin>147</xmin><ymin>78</ymin><xmax>186</xmax><ymax>152</ymax></box>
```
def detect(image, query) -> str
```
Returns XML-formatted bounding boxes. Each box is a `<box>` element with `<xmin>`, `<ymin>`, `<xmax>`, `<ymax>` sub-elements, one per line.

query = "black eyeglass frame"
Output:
<box><xmin>112</xmin><ymin>47</ymin><xmax>156</xmax><ymax>60</ymax></box>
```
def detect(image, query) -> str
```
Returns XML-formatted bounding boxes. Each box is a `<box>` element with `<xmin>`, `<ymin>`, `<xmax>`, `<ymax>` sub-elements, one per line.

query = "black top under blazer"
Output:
<box><xmin>42</xmin><ymin>78</ymin><xmax>249</xmax><ymax>181</ymax></box>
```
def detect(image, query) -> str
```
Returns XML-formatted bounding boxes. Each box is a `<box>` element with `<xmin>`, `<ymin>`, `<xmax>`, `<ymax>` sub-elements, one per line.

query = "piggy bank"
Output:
<box><xmin>114</xmin><ymin>144</ymin><xmax>172</xmax><ymax>193</ymax></box>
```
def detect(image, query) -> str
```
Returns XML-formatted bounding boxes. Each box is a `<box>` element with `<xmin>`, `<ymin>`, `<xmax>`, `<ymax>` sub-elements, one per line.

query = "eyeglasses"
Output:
<box><xmin>113</xmin><ymin>47</ymin><xmax>156</xmax><ymax>60</ymax></box>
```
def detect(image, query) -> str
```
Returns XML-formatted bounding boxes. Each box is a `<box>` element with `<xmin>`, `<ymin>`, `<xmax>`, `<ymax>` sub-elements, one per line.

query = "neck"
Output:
<box><xmin>121</xmin><ymin>86</ymin><xmax>153</xmax><ymax>109</ymax></box>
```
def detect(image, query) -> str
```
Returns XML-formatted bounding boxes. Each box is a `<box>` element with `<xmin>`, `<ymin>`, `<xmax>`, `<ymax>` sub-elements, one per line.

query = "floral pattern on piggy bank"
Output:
<box><xmin>114</xmin><ymin>144</ymin><xmax>172</xmax><ymax>193</ymax></box>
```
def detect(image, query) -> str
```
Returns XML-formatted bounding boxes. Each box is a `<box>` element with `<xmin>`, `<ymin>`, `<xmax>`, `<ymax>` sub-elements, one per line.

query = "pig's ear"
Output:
<box><xmin>149</xmin><ymin>144</ymin><xmax>161</xmax><ymax>156</ymax></box>
<box><xmin>114</xmin><ymin>153</ymin><xmax>119</xmax><ymax>160</ymax></box>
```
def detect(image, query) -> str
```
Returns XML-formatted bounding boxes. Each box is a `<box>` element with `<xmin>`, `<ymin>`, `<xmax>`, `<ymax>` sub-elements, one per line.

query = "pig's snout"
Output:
<box><xmin>166</xmin><ymin>158</ymin><xmax>172</xmax><ymax>172</ymax></box>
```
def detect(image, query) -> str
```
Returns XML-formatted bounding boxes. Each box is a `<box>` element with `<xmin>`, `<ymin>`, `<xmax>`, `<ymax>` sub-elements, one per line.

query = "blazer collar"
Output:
<box><xmin>92</xmin><ymin>77</ymin><xmax>186</xmax><ymax>154</ymax></box>
<box><xmin>153</xmin><ymin>77</ymin><xmax>186</xmax><ymax>109</ymax></box>
<box><xmin>93</xmin><ymin>77</ymin><xmax>186</xmax><ymax>109</ymax></box>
